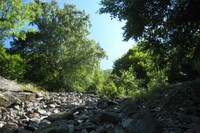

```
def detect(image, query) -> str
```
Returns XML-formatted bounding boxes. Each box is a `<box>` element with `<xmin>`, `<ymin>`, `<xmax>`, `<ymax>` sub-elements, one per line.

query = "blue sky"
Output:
<box><xmin>38</xmin><ymin>0</ymin><xmax>135</xmax><ymax>70</ymax></box>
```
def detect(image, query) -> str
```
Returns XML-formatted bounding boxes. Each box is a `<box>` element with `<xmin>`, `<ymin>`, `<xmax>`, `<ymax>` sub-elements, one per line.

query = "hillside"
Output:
<box><xmin>0</xmin><ymin>77</ymin><xmax>199</xmax><ymax>133</ymax></box>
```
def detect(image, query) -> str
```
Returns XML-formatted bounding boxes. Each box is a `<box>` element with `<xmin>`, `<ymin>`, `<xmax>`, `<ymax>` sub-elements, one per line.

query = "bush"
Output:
<box><xmin>20</xmin><ymin>83</ymin><xmax>49</xmax><ymax>98</ymax></box>
<box><xmin>113</xmin><ymin>67</ymin><xmax>143</xmax><ymax>95</ymax></box>
<box><xmin>147</xmin><ymin>69</ymin><xmax>168</xmax><ymax>91</ymax></box>
<box><xmin>101</xmin><ymin>80</ymin><xmax>119</xmax><ymax>98</ymax></box>
<box><xmin>99</xmin><ymin>76</ymin><xmax>125</xmax><ymax>98</ymax></box>
<box><xmin>0</xmin><ymin>46</ymin><xmax>25</xmax><ymax>80</ymax></box>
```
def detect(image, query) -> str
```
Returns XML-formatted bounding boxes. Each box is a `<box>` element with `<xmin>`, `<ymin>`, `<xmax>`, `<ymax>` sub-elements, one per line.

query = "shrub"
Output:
<box><xmin>0</xmin><ymin>46</ymin><xmax>25</xmax><ymax>80</ymax></box>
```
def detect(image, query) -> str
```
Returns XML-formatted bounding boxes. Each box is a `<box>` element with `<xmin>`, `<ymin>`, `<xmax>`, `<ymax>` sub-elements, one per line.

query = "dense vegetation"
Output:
<box><xmin>1</xmin><ymin>0</ymin><xmax>199</xmax><ymax>98</ymax></box>
<box><xmin>0</xmin><ymin>0</ymin><xmax>106</xmax><ymax>92</ymax></box>
<box><xmin>99</xmin><ymin>0</ymin><xmax>200</xmax><ymax>97</ymax></box>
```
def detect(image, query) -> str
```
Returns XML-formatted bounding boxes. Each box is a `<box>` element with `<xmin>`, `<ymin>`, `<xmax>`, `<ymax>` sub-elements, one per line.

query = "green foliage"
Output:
<box><xmin>9</xmin><ymin>0</ymin><xmax>106</xmax><ymax>92</ymax></box>
<box><xmin>0</xmin><ymin>0</ymin><xmax>41</xmax><ymax>40</ymax></box>
<box><xmin>108</xmin><ymin>44</ymin><xmax>169</xmax><ymax>98</ymax></box>
<box><xmin>0</xmin><ymin>0</ymin><xmax>41</xmax><ymax>81</ymax></box>
<box><xmin>112</xmin><ymin>46</ymin><xmax>150</xmax><ymax>87</ymax></box>
<box><xmin>100</xmin><ymin>0</ymin><xmax>200</xmax><ymax>40</ymax></box>
<box><xmin>99</xmin><ymin>66</ymin><xmax>144</xmax><ymax>98</ymax></box>
<box><xmin>87</xmin><ymin>69</ymin><xmax>105</xmax><ymax>93</ymax></box>
<box><xmin>100</xmin><ymin>0</ymin><xmax>200</xmax><ymax>83</ymax></box>
<box><xmin>100</xmin><ymin>78</ymin><xmax>124</xmax><ymax>98</ymax></box>
<box><xmin>19</xmin><ymin>83</ymin><xmax>48</xmax><ymax>98</ymax></box>
<box><xmin>0</xmin><ymin>45</ymin><xmax>25</xmax><ymax>80</ymax></box>
<box><xmin>147</xmin><ymin>69</ymin><xmax>169</xmax><ymax>91</ymax></box>
<box><xmin>113</xmin><ymin>67</ymin><xmax>143</xmax><ymax>94</ymax></box>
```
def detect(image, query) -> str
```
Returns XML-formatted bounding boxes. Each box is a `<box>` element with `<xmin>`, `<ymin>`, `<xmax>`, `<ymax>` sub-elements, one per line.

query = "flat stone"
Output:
<box><xmin>0</xmin><ymin>93</ymin><xmax>18</xmax><ymax>107</ymax></box>
<box><xmin>17</xmin><ymin>92</ymin><xmax>36</xmax><ymax>101</ymax></box>
<box><xmin>36</xmin><ymin>109</ymin><xmax>47</xmax><ymax>116</ymax></box>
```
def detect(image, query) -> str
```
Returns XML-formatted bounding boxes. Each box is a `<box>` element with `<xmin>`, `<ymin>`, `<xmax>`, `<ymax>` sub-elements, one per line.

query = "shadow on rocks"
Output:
<box><xmin>126</xmin><ymin>108</ymin><xmax>162</xmax><ymax>133</ymax></box>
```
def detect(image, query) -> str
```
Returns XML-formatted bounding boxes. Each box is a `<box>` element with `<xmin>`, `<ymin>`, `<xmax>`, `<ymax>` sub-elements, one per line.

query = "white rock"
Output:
<box><xmin>49</xmin><ymin>104</ymin><xmax>56</xmax><ymax>108</ymax></box>
<box><xmin>36</xmin><ymin>109</ymin><xmax>47</xmax><ymax>116</ymax></box>
<box><xmin>53</xmin><ymin>109</ymin><xmax>60</xmax><ymax>114</ymax></box>
<box><xmin>0</xmin><ymin>122</ymin><xmax>4</xmax><ymax>128</ymax></box>
<box><xmin>14</xmin><ymin>105</ymin><xmax>20</xmax><ymax>110</ymax></box>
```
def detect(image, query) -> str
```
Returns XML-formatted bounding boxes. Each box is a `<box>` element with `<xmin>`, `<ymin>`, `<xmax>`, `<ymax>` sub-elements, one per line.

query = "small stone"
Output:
<box><xmin>36</xmin><ymin>92</ymin><xmax>44</xmax><ymax>98</ymax></box>
<box><xmin>0</xmin><ymin>107</ymin><xmax>7</xmax><ymax>113</ymax></box>
<box><xmin>30</xmin><ymin>117</ymin><xmax>40</xmax><ymax>122</ymax></box>
<box><xmin>39</xmin><ymin>119</ymin><xmax>51</xmax><ymax>128</ymax></box>
<box><xmin>60</xmin><ymin>98</ymin><xmax>66</xmax><ymax>103</ymax></box>
<box><xmin>0</xmin><ymin>122</ymin><xmax>5</xmax><ymax>128</ymax></box>
<box><xmin>49</xmin><ymin>104</ymin><xmax>56</xmax><ymax>108</ymax></box>
<box><xmin>14</xmin><ymin>105</ymin><xmax>20</xmax><ymax>110</ymax></box>
<box><xmin>53</xmin><ymin>109</ymin><xmax>60</xmax><ymax>114</ymax></box>
<box><xmin>122</xmin><ymin>118</ymin><xmax>133</xmax><ymax>128</ymax></box>
<box><xmin>29</xmin><ymin>112</ymin><xmax>40</xmax><ymax>118</ymax></box>
<box><xmin>36</xmin><ymin>109</ymin><xmax>47</xmax><ymax>116</ymax></box>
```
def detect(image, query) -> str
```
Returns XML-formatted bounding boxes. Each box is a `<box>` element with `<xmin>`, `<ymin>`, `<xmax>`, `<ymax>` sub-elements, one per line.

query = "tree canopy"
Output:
<box><xmin>1</xmin><ymin>0</ymin><xmax>106</xmax><ymax>92</ymax></box>
<box><xmin>0</xmin><ymin>0</ymin><xmax>41</xmax><ymax>80</ymax></box>
<box><xmin>100</xmin><ymin>0</ymin><xmax>200</xmax><ymax>83</ymax></box>
<box><xmin>0</xmin><ymin>0</ymin><xmax>41</xmax><ymax>40</ymax></box>
<box><xmin>1</xmin><ymin>0</ymin><xmax>200</xmax><ymax>98</ymax></box>
<box><xmin>99</xmin><ymin>0</ymin><xmax>200</xmax><ymax>40</ymax></box>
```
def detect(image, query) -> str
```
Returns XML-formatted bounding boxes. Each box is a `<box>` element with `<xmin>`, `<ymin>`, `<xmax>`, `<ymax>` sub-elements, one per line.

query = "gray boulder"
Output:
<box><xmin>0</xmin><ymin>76</ymin><xmax>20</xmax><ymax>91</ymax></box>
<box><xmin>0</xmin><ymin>93</ymin><xmax>18</xmax><ymax>107</ymax></box>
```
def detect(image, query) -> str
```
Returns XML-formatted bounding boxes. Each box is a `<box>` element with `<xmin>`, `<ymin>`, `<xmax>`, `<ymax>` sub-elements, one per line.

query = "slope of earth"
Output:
<box><xmin>0</xmin><ymin>76</ymin><xmax>199</xmax><ymax>133</ymax></box>
<box><xmin>148</xmin><ymin>79</ymin><xmax>200</xmax><ymax>133</ymax></box>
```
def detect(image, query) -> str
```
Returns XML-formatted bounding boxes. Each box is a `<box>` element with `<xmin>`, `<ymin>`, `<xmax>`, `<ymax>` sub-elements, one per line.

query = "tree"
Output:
<box><xmin>10</xmin><ymin>0</ymin><xmax>106</xmax><ymax>91</ymax></box>
<box><xmin>112</xmin><ymin>46</ymin><xmax>149</xmax><ymax>86</ymax></box>
<box><xmin>113</xmin><ymin>67</ymin><xmax>143</xmax><ymax>94</ymax></box>
<box><xmin>112</xmin><ymin>44</ymin><xmax>168</xmax><ymax>94</ymax></box>
<box><xmin>0</xmin><ymin>0</ymin><xmax>41</xmax><ymax>80</ymax></box>
<box><xmin>0</xmin><ymin>0</ymin><xmax>41</xmax><ymax>40</ymax></box>
<box><xmin>0</xmin><ymin>45</ymin><xmax>25</xmax><ymax>80</ymax></box>
<box><xmin>100</xmin><ymin>0</ymin><xmax>200</xmax><ymax>82</ymax></box>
